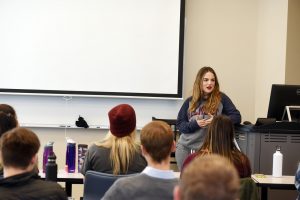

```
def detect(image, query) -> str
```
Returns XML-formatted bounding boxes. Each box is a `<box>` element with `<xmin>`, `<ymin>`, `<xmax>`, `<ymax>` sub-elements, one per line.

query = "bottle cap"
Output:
<box><xmin>47</xmin><ymin>141</ymin><xmax>54</xmax><ymax>146</ymax></box>
<box><xmin>276</xmin><ymin>145</ymin><xmax>281</xmax><ymax>151</ymax></box>
<box><xmin>66</xmin><ymin>138</ymin><xmax>75</xmax><ymax>144</ymax></box>
<box><xmin>48</xmin><ymin>152</ymin><xmax>57</xmax><ymax>162</ymax></box>
<box><xmin>65</xmin><ymin>165</ymin><xmax>68</xmax><ymax>172</ymax></box>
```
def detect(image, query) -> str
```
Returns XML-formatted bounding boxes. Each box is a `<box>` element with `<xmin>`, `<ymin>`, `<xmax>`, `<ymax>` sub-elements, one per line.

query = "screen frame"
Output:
<box><xmin>267</xmin><ymin>84</ymin><xmax>300</xmax><ymax>121</ymax></box>
<box><xmin>0</xmin><ymin>0</ymin><xmax>185</xmax><ymax>99</ymax></box>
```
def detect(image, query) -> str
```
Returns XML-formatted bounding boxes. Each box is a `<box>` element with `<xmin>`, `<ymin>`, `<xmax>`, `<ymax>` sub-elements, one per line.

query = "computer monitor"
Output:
<box><xmin>267</xmin><ymin>84</ymin><xmax>300</xmax><ymax>122</ymax></box>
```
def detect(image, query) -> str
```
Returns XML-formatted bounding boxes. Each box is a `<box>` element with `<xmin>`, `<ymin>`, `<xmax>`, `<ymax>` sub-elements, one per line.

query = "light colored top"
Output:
<box><xmin>142</xmin><ymin>166</ymin><xmax>176</xmax><ymax>179</ymax></box>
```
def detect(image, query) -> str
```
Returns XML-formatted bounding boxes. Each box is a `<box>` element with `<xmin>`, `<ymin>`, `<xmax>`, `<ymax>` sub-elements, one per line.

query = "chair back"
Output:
<box><xmin>239</xmin><ymin>177</ymin><xmax>260</xmax><ymax>200</ymax></box>
<box><xmin>83</xmin><ymin>170</ymin><xmax>135</xmax><ymax>200</ymax></box>
<box><xmin>152</xmin><ymin>117</ymin><xmax>179</xmax><ymax>164</ymax></box>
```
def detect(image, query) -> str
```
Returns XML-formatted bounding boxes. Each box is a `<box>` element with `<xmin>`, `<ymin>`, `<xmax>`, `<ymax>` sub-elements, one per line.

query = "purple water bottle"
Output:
<box><xmin>43</xmin><ymin>142</ymin><xmax>54</xmax><ymax>173</ymax></box>
<box><xmin>66</xmin><ymin>139</ymin><xmax>76</xmax><ymax>173</ymax></box>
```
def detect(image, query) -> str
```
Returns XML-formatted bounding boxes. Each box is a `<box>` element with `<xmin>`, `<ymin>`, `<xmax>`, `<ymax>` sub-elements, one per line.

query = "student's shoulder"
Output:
<box><xmin>89</xmin><ymin>143</ymin><xmax>110</xmax><ymax>151</ymax></box>
<box><xmin>32</xmin><ymin>179</ymin><xmax>67</xmax><ymax>198</ymax></box>
<box><xmin>112</xmin><ymin>174</ymin><xmax>141</xmax><ymax>188</ymax></box>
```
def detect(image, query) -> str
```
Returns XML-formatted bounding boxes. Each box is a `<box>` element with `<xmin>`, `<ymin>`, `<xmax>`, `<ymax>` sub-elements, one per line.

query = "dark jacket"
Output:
<box><xmin>176</xmin><ymin>93</ymin><xmax>241</xmax><ymax>149</ymax></box>
<box><xmin>177</xmin><ymin>93</ymin><xmax>241</xmax><ymax>134</ymax></box>
<box><xmin>0</xmin><ymin>171</ymin><xmax>67</xmax><ymax>200</ymax></box>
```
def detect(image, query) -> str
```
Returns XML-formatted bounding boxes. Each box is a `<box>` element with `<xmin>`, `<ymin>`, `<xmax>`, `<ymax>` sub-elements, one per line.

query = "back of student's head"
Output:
<box><xmin>201</xmin><ymin>115</ymin><xmax>235</xmax><ymax>158</ymax></box>
<box><xmin>0</xmin><ymin>127</ymin><xmax>40</xmax><ymax>169</ymax></box>
<box><xmin>0</xmin><ymin>104</ymin><xmax>18</xmax><ymax>137</ymax></box>
<box><xmin>140</xmin><ymin>121</ymin><xmax>174</xmax><ymax>163</ymax></box>
<box><xmin>178</xmin><ymin>154</ymin><xmax>240</xmax><ymax>200</ymax></box>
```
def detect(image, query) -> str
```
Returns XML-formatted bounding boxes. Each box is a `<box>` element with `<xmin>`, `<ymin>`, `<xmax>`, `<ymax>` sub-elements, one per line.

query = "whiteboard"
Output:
<box><xmin>0</xmin><ymin>0</ymin><xmax>184</xmax><ymax>98</ymax></box>
<box><xmin>0</xmin><ymin>94</ymin><xmax>183</xmax><ymax>128</ymax></box>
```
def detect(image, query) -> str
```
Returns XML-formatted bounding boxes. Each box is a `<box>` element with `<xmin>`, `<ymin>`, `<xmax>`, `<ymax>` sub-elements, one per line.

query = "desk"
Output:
<box><xmin>251</xmin><ymin>174</ymin><xmax>296</xmax><ymax>200</ymax></box>
<box><xmin>39</xmin><ymin>170</ymin><xmax>84</xmax><ymax>197</ymax></box>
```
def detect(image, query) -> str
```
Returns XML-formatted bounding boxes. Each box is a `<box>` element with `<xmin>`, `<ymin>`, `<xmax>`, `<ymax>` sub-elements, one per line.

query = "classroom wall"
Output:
<box><xmin>254</xmin><ymin>0</ymin><xmax>288</xmax><ymax>120</ymax></box>
<box><xmin>285</xmin><ymin>0</ymin><xmax>300</xmax><ymax>84</ymax></box>
<box><xmin>184</xmin><ymin>0</ymin><xmax>257</xmax><ymax>122</ymax></box>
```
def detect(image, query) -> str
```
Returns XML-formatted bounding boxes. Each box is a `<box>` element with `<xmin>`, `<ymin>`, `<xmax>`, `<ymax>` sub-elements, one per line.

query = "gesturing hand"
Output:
<box><xmin>196</xmin><ymin>113</ymin><xmax>214</xmax><ymax>127</ymax></box>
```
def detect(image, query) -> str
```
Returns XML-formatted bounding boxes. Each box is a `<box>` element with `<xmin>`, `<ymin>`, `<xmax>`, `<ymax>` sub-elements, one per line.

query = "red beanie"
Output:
<box><xmin>108</xmin><ymin>104</ymin><xmax>136</xmax><ymax>137</ymax></box>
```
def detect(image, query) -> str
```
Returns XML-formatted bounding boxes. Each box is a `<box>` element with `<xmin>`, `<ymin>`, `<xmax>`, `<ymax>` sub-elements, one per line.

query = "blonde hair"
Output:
<box><xmin>96</xmin><ymin>130</ymin><xmax>139</xmax><ymax>175</ymax></box>
<box><xmin>189</xmin><ymin>66</ymin><xmax>221</xmax><ymax>114</ymax></box>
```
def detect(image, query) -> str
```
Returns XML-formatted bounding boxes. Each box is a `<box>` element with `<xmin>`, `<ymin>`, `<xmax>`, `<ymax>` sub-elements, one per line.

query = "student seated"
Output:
<box><xmin>0</xmin><ymin>104</ymin><xmax>19</xmax><ymax>176</ymax></box>
<box><xmin>102</xmin><ymin>121</ymin><xmax>178</xmax><ymax>200</ymax></box>
<box><xmin>0</xmin><ymin>127</ymin><xmax>67</xmax><ymax>200</ymax></box>
<box><xmin>296</xmin><ymin>163</ymin><xmax>300</xmax><ymax>200</ymax></box>
<box><xmin>81</xmin><ymin>104</ymin><xmax>146</xmax><ymax>175</ymax></box>
<box><xmin>182</xmin><ymin>115</ymin><xmax>251</xmax><ymax>178</ymax></box>
<box><xmin>0</xmin><ymin>104</ymin><xmax>18</xmax><ymax>137</ymax></box>
<box><xmin>174</xmin><ymin>154</ymin><xmax>240</xmax><ymax>200</ymax></box>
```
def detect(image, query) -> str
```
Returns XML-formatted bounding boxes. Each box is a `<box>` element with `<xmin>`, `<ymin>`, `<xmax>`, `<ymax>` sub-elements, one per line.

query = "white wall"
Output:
<box><xmin>285</xmin><ymin>0</ymin><xmax>300</xmax><ymax>84</ymax></box>
<box><xmin>184</xmin><ymin>0</ymin><xmax>289</xmax><ymax>122</ymax></box>
<box><xmin>254</xmin><ymin>0</ymin><xmax>288</xmax><ymax>119</ymax></box>
<box><xmin>184</xmin><ymin>0</ymin><xmax>257</xmax><ymax>122</ymax></box>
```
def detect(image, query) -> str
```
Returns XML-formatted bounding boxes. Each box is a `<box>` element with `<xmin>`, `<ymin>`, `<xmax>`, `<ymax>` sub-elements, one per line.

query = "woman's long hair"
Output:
<box><xmin>198</xmin><ymin>115</ymin><xmax>236</xmax><ymax>163</ymax></box>
<box><xmin>189</xmin><ymin>66</ymin><xmax>221</xmax><ymax>114</ymax></box>
<box><xmin>96</xmin><ymin>131</ymin><xmax>139</xmax><ymax>175</ymax></box>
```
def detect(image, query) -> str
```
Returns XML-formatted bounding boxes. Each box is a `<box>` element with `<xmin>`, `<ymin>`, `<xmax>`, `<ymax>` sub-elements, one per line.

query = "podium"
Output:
<box><xmin>235</xmin><ymin>122</ymin><xmax>300</xmax><ymax>175</ymax></box>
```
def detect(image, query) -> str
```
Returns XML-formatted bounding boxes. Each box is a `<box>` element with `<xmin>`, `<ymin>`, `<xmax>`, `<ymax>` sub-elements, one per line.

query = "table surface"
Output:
<box><xmin>39</xmin><ymin>171</ymin><xmax>296</xmax><ymax>186</ymax></box>
<box><xmin>251</xmin><ymin>174</ymin><xmax>295</xmax><ymax>185</ymax></box>
<box><xmin>39</xmin><ymin>169</ymin><xmax>84</xmax><ymax>180</ymax></box>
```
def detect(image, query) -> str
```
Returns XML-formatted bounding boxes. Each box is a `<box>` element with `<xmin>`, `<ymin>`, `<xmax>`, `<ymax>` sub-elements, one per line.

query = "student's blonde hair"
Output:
<box><xmin>96</xmin><ymin>130</ymin><xmax>139</xmax><ymax>175</ymax></box>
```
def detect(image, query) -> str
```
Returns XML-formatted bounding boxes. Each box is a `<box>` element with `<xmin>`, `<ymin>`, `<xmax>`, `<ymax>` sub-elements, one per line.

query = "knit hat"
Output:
<box><xmin>108</xmin><ymin>104</ymin><xmax>136</xmax><ymax>137</ymax></box>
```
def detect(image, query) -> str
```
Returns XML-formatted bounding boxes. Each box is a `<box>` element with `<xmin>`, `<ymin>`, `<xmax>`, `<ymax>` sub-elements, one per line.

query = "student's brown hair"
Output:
<box><xmin>179</xmin><ymin>154</ymin><xmax>240</xmax><ymax>200</ymax></box>
<box><xmin>198</xmin><ymin>115</ymin><xmax>237</xmax><ymax>163</ymax></box>
<box><xmin>140</xmin><ymin>121</ymin><xmax>174</xmax><ymax>163</ymax></box>
<box><xmin>0</xmin><ymin>127</ymin><xmax>40</xmax><ymax>169</ymax></box>
<box><xmin>0</xmin><ymin>104</ymin><xmax>18</xmax><ymax>137</ymax></box>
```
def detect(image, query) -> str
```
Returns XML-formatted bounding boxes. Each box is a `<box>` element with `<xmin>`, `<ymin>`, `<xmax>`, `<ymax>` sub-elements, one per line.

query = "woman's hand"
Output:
<box><xmin>204</xmin><ymin>113</ymin><xmax>214</xmax><ymax>124</ymax></box>
<box><xmin>196</xmin><ymin>113</ymin><xmax>214</xmax><ymax>127</ymax></box>
<box><xmin>197</xmin><ymin>119</ymin><xmax>207</xmax><ymax>127</ymax></box>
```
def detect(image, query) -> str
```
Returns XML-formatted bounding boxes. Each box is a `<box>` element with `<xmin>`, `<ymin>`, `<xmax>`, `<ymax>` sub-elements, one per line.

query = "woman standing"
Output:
<box><xmin>175</xmin><ymin>66</ymin><xmax>241</xmax><ymax>170</ymax></box>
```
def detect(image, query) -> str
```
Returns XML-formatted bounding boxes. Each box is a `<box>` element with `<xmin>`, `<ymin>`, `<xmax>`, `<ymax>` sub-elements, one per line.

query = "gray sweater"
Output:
<box><xmin>102</xmin><ymin>173</ymin><xmax>178</xmax><ymax>200</ymax></box>
<box><xmin>81</xmin><ymin>144</ymin><xmax>147</xmax><ymax>175</ymax></box>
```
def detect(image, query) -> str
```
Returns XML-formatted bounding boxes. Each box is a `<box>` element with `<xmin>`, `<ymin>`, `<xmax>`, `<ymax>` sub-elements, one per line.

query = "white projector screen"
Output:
<box><xmin>0</xmin><ymin>0</ymin><xmax>184</xmax><ymax>98</ymax></box>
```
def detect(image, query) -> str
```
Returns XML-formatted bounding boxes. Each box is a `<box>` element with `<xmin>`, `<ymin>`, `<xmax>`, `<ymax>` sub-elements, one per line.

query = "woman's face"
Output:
<box><xmin>201</xmin><ymin>71</ymin><xmax>215</xmax><ymax>95</ymax></box>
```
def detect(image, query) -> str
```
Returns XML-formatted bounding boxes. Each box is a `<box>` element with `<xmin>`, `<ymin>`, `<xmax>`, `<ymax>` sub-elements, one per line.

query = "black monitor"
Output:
<box><xmin>267</xmin><ymin>84</ymin><xmax>300</xmax><ymax>122</ymax></box>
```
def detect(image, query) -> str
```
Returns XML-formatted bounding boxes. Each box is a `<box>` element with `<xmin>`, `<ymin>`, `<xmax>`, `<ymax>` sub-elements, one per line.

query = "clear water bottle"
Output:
<box><xmin>272</xmin><ymin>146</ymin><xmax>283</xmax><ymax>177</ymax></box>
<box><xmin>42</xmin><ymin>141</ymin><xmax>54</xmax><ymax>173</ymax></box>
<box><xmin>46</xmin><ymin>152</ymin><xmax>57</xmax><ymax>181</ymax></box>
<box><xmin>66</xmin><ymin>139</ymin><xmax>76</xmax><ymax>173</ymax></box>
